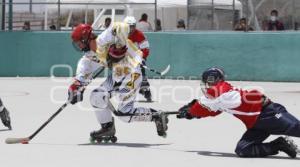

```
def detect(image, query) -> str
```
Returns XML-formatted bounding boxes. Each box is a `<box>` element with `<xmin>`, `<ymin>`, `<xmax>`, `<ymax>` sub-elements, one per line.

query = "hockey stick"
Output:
<box><xmin>142</xmin><ymin>64</ymin><xmax>170</xmax><ymax>76</ymax></box>
<box><xmin>163</xmin><ymin>111</ymin><xmax>179</xmax><ymax>115</ymax></box>
<box><xmin>5</xmin><ymin>67</ymin><xmax>106</xmax><ymax>144</ymax></box>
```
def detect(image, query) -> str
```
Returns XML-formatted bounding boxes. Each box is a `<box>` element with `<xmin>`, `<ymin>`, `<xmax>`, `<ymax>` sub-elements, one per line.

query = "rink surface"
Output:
<box><xmin>0</xmin><ymin>77</ymin><xmax>300</xmax><ymax>167</ymax></box>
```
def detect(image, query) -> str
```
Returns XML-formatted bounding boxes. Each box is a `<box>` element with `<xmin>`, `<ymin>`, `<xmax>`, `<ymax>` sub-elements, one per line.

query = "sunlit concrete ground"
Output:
<box><xmin>0</xmin><ymin>78</ymin><xmax>300</xmax><ymax>167</ymax></box>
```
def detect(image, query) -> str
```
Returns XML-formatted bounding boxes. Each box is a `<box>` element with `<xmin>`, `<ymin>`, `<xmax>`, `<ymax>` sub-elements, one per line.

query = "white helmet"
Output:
<box><xmin>124</xmin><ymin>16</ymin><xmax>137</xmax><ymax>26</ymax></box>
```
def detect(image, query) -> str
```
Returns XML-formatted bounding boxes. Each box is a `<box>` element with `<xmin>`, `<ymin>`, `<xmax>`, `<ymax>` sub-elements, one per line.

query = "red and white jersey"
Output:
<box><xmin>128</xmin><ymin>29</ymin><xmax>150</xmax><ymax>59</ymax></box>
<box><xmin>189</xmin><ymin>81</ymin><xmax>264</xmax><ymax>129</ymax></box>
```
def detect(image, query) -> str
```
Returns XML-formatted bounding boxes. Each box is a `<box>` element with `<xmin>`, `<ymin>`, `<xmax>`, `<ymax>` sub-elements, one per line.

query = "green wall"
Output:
<box><xmin>1</xmin><ymin>31</ymin><xmax>300</xmax><ymax>81</ymax></box>
<box><xmin>147</xmin><ymin>31</ymin><xmax>300</xmax><ymax>81</ymax></box>
<box><xmin>0</xmin><ymin>31</ymin><xmax>80</xmax><ymax>77</ymax></box>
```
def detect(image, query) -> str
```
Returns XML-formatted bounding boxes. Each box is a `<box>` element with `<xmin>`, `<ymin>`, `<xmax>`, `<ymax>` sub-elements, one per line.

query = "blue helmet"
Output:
<box><xmin>201</xmin><ymin>67</ymin><xmax>225</xmax><ymax>86</ymax></box>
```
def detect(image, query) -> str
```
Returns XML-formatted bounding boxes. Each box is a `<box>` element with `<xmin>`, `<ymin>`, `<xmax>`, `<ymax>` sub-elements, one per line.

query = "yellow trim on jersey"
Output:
<box><xmin>127</xmin><ymin>39</ymin><xmax>143</xmax><ymax>67</ymax></box>
<box><xmin>96</xmin><ymin>46</ymin><xmax>109</xmax><ymax>67</ymax></box>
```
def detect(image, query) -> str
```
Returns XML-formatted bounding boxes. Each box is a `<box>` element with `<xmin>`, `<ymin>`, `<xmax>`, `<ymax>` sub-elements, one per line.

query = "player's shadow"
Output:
<box><xmin>79</xmin><ymin>142</ymin><xmax>170</xmax><ymax>148</ymax></box>
<box><xmin>187</xmin><ymin>150</ymin><xmax>300</xmax><ymax>160</ymax></box>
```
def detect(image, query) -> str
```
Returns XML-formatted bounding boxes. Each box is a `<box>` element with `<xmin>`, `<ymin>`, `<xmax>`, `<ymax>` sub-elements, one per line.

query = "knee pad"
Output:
<box><xmin>235</xmin><ymin>146</ymin><xmax>245</xmax><ymax>157</ymax></box>
<box><xmin>90</xmin><ymin>88</ymin><xmax>110</xmax><ymax>109</ymax></box>
<box><xmin>235</xmin><ymin>141</ymin><xmax>251</xmax><ymax>157</ymax></box>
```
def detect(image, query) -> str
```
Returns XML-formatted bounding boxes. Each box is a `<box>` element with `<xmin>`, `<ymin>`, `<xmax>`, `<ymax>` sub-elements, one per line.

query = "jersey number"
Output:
<box><xmin>126</xmin><ymin>73</ymin><xmax>140</xmax><ymax>90</ymax></box>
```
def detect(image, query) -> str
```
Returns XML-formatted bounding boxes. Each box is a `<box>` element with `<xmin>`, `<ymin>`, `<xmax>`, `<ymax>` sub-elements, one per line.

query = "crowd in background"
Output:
<box><xmin>234</xmin><ymin>9</ymin><xmax>285</xmax><ymax>31</ymax></box>
<box><xmin>19</xmin><ymin>9</ymin><xmax>294</xmax><ymax>32</ymax></box>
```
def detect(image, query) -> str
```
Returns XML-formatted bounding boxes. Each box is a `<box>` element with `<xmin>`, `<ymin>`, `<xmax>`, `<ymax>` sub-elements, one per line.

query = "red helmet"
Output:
<box><xmin>71</xmin><ymin>24</ymin><xmax>93</xmax><ymax>42</ymax></box>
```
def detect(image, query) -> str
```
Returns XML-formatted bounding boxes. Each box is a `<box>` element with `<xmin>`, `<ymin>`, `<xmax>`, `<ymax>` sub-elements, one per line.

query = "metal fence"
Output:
<box><xmin>1</xmin><ymin>0</ymin><xmax>300</xmax><ymax>31</ymax></box>
<box><xmin>0</xmin><ymin>0</ymin><xmax>157</xmax><ymax>31</ymax></box>
<box><xmin>240</xmin><ymin>0</ymin><xmax>300</xmax><ymax>31</ymax></box>
<box><xmin>188</xmin><ymin>0</ymin><xmax>300</xmax><ymax>31</ymax></box>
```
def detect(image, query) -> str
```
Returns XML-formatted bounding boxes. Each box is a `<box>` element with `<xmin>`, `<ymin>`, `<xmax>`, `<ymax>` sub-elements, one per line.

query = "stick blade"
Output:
<box><xmin>160</xmin><ymin>64</ymin><xmax>171</xmax><ymax>76</ymax></box>
<box><xmin>5</xmin><ymin>137</ymin><xmax>30</xmax><ymax>144</ymax></box>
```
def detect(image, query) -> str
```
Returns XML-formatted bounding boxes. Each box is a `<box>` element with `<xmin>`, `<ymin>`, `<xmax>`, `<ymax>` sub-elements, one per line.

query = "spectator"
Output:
<box><xmin>155</xmin><ymin>19</ymin><xmax>162</xmax><ymax>31</ymax></box>
<box><xmin>234</xmin><ymin>18</ymin><xmax>254</xmax><ymax>31</ymax></box>
<box><xmin>136</xmin><ymin>13</ymin><xmax>153</xmax><ymax>31</ymax></box>
<box><xmin>49</xmin><ymin>24</ymin><xmax>56</xmax><ymax>30</ymax></box>
<box><xmin>267</xmin><ymin>9</ymin><xmax>284</xmax><ymax>31</ymax></box>
<box><xmin>176</xmin><ymin>19</ymin><xmax>186</xmax><ymax>31</ymax></box>
<box><xmin>104</xmin><ymin>17</ymin><xmax>111</xmax><ymax>28</ymax></box>
<box><xmin>22</xmin><ymin>21</ymin><xmax>30</xmax><ymax>31</ymax></box>
<box><xmin>99</xmin><ymin>17</ymin><xmax>111</xmax><ymax>30</ymax></box>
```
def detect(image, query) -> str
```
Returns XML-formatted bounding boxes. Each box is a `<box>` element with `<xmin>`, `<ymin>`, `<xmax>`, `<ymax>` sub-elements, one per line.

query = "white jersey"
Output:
<box><xmin>75</xmin><ymin>22</ymin><xmax>144</xmax><ymax>84</ymax></box>
<box><xmin>136</xmin><ymin>21</ymin><xmax>153</xmax><ymax>32</ymax></box>
<box><xmin>75</xmin><ymin>51</ymin><xmax>102</xmax><ymax>85</ymax></box>
<box><xmin>75</xmin><ymin>22</ymin><xmax>158</xmax><ymax>125</ymax></box>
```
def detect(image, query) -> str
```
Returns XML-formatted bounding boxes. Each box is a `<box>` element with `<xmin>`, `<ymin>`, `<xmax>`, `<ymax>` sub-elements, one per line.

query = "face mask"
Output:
<box><xmin>270</xmin><ymin>16</ymin><xmax>277</xmax><ymax>22</ymax></box>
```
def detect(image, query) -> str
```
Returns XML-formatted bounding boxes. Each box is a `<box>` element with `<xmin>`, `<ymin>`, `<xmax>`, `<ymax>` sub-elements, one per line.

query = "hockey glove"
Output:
<box><xmin>176</xmin><ymin>99</ymin><xmax>198</xmax><ymax>119</ymax></box>
<box><xmin>68</xmin><ymin>80</ymin><xmax>85</xmax><ymax>105</ymax></box>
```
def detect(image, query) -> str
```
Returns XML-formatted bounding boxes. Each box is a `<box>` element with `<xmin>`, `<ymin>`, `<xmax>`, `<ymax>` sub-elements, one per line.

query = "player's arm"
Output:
<box><xmin>68</xmin><ymin>52</ymin><xmax>103</xmax><ymax>104</ymax></box>
<box><xmin>137</xmin><ymin>33</ymin><xmax>150</xmax><ymax>59</ymax></box>
<box><xmin>126</xmin><ymin>39</ymin><xmax>144</xmax><ymax>66</ymax></box>
<box><xmin>177</xmin><ymin>90</ymin><xmax>241</xmax><ymax>119</ymax></box>
<box><xmin>177</xmin><ymin>99</ymin><xmax>221</xmax><ymax>119</ymax></box>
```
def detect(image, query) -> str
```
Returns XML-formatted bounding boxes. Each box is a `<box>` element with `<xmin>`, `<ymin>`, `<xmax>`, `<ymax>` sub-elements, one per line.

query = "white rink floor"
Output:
<box><xmin>0</xmin><ymin>77</ymin><xmax>300</xmax><ymax>167</ymax></box>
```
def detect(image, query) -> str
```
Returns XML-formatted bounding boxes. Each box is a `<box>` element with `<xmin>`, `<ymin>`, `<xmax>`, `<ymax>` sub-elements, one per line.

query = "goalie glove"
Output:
<box><xmin>176</xmin><ymin>99</ymin><xmax>198</xmax><ymax>119</ymax></box>
<box><xmin>68</xmin><ymin>80</ymin><xmax>85</xmax><ymax>105</ymax></box>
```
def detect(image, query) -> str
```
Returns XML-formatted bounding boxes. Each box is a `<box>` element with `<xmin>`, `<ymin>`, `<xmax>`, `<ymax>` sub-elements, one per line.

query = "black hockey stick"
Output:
<box><xmin>5</xmin><ymin>67</ymin><xmax>105</xmax><ymax>144</ymax></box>
<box><xmin>142</xmin><ymin>64</ymin><xmax>170</xmax><ymax>76</ymax></box>
<box><xmin>163</xmin><ymin>111</ymin><xmax>179</xmax><ymax>115</ymax></box>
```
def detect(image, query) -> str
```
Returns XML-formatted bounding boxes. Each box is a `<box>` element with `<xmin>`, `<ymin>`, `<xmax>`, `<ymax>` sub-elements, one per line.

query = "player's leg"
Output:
<box><xmin>89</xmin><ymin>76</ymin><xmax>116</xmax><ymax>141</ymax></box>
<box><xmin>236</xmin><ymin>130</ymin><xmax>297</xmax><ymax>158</ymax></box>
<box><xmin>235</xmin><ymin>102</ymin><xmax>299</xmax><ymax>158</ymax></box>
<box><xmin>0</xmin><ymin>98</ymin><xmax>11</xmax><ymax>129</ymax></box>
<box><xmin>254</xmin><ymin>103</ymin><xmax>300</xmax><ymax>137</ymax></box>
<box><xmin>115</xmin><ymin>74</ymin><xmax>168</xmax><ymax>137</ymax></box>
<box><xmin>139</xmin><ymin>62</ymin><xmax>152</xmax><ymax>102</ymax></box>
<box><xmin>252</xmin><ymin>102</ymin><xmax>300</xmax><ymax>157</ymax></box>
<box><xmin>235</xmin><ymin>129</ymin><xmax>274</xmax><ymax>157</ymax></box>
<box><xmin>117</xmin><ymin>99</ymin><xmax>168</xmax><ymax>137</ymax></box>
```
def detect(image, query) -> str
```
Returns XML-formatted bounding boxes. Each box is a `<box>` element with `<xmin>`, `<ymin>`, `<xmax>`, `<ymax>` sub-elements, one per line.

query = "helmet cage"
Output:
<box><xmin>200</xmin><ymin>67</ymin><xmax>225</xmax><ymax>98</ymax></box>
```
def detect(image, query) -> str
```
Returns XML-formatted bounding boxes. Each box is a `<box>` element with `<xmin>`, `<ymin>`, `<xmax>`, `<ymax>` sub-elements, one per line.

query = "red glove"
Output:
<box><xmin>68</xmin><ymin>80</ymin><xmax>85</xmax><ymax>104</ymax></box>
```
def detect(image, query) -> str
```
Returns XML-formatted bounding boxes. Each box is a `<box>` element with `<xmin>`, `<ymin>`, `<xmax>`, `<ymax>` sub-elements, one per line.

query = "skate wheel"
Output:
<box><xmin>158</xmin><ymin>131</ymin><xmax>167</xmax><ymax>138</ymax></box>
<box><xmin>89</xmin><ymin>137</ymin><xmax>96</xmax><ymax>144</ymax></box>
<box><xmin>103</xmin><ymin>138</ymin><xmax>110</xmax><ymax>143</ymax></box>
<box><xmin>96</xmin><ymin>138</ymin><xmax>103</xmax><ymax>143</ymax></box>
<box><xmin>111</xmin><ymin>136</ymin><xmax>118</xmax><ymax>143</ymax></box>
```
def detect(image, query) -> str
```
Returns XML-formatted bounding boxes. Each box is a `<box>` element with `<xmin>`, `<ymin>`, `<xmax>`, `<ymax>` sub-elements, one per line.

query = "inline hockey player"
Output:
<box><xmin>69</xmin><ymin>23</ymin><xmax>168</xmax><ymax>143</ymax></box>
<box><xmin>124</xmin><ymin>16</ymin><xmax>152</xmax><ymax>102</ymax></box>
<box><xmin>177</xmin><ymin>67</ymin><xmax>300</xmax><ymax>158</ymax></box>
<box><xmin>0</xmin><ymin>98</ymin><xmax>11</xmax><ymax>129</ymax></box>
